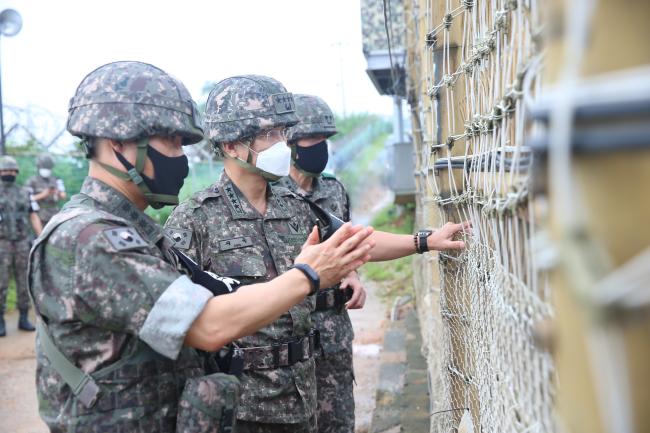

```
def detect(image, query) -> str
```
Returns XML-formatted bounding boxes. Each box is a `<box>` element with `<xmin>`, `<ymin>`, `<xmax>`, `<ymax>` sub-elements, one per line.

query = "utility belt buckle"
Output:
<box><xmin>315</xmin><ymin>291</ymin><xmax>330</xmax><ymax>311</ymax></box>
<box><xmin>288</xmin><ymin>338</ymin><xmax>307</xmax><ymax>365</ymax></box>
<box><xmin>75</xmin><ymin>374</ymin><xmax>101</xmax><ymax>409</ymax></box>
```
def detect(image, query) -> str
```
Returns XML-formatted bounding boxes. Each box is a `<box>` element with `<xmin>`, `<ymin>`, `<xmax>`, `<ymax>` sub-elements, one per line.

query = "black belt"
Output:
<box><xmin>315</xmin><ymin>287</ymin><xmax>353</xmax><ymax>311</ymax></box>
<box><xmin>222</xmin><ymin>329</ymin><xmax>321</xmax><ymax>374</ymax></box>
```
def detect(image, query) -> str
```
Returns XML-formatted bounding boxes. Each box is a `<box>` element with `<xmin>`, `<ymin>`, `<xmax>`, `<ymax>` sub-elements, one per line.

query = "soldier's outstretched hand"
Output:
<box><xmin>427</xmin><ymin>221</ymin><xmax>472</xmax><ymax>251</ymax></box>
<box><xmin>296</xmin><ymin>222</ymin><xmax>375</xmax><ymax>288</ymax></box>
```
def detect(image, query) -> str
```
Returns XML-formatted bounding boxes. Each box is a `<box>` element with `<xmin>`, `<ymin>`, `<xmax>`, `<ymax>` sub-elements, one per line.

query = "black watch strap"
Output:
<box><xmin>415</xmin><ymin>230</ymin><xmax>433</xmax><ymax>254</ymax></box>
<box><xmin>291</xmin><ymin>263</ymin><xmax>320</xmax><ymax>296</ymax></box>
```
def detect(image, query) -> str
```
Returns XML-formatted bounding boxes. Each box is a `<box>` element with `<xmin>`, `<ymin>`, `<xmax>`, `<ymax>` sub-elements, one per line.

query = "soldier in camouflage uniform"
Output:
<box><xmin>166</xmin><ymin>75</ymin><xmax>324</xmax><ymax>433</ymax></box>
<box><xmin>275</xmin><ymin>94</ymin><xmax>361</xmax><ymax>433</ymax></box>
<box><xmin>29</xmin><ymin>62</ymin><xmax>373</xmax><ymax>433</ymax></box>
<box><xmin>0</xmin><ymin>155</ymin><xmax>42</xmax><ymax>337</ymax></box>
<box><xmin>276</xmin><ymin>94</ymin><xmax>472</xmax><ymax>433</ymax></box>
<box><xmin>167</xmin><ymin>77</ymin><xmax>469</xmax><ymax>432</ymax></box>
<box><xmin>26</xmin><ymin>154</ymin><xmax>67</xmax><ymax>225</ymax></box>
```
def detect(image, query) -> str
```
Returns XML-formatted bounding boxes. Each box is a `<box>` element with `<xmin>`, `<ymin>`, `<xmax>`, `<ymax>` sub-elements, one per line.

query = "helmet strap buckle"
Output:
<box><xmin>126</xmin><ymin>168</ymin><xmax>144</xmax><ymax>185</ymax></box>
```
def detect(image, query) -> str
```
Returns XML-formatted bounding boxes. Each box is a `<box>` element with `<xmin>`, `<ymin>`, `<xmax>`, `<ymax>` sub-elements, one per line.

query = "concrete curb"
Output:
<box><xmin>370</xmin><ymin>307</ymin><xmax>430</xmax><ymax>433</ymax></box>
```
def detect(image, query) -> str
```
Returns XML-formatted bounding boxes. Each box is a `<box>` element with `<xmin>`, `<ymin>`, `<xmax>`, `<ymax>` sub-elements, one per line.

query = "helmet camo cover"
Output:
<box><xmin>203</xmin><ymin>75</ymin><xmax>299</xmax><ymax>155</ymax></box>
<box><xmin>37</xmin><ymin>154</ymin><xmax>55</xmax><ymax>169</ymax></box>
<box><xmin>286</xmin><ymin>94</ymin><xmax>338</xmax><ymax>143</ymax></box>
<box><xmin>67</xmin><ymin>61</ymin><xmax>204</xmax><ymax>147</ymax></box>
<box><xmin>0</xmin><ymin>155</ymin><xmax>19</xmax><ymax>172</ymax></box>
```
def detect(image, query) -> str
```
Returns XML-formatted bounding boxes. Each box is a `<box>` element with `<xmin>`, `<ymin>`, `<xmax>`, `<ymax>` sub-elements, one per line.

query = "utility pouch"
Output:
<box><xmin>176</xmin><ymin>373</ymin><xmax>241</xmax><ymax>433</ymax></box>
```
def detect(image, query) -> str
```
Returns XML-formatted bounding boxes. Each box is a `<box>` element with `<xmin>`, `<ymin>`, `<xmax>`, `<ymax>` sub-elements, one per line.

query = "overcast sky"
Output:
<box><xmin>0</xmin><ymin>0</ymin><xmax>393</xmax><ymax>147</ymax></box>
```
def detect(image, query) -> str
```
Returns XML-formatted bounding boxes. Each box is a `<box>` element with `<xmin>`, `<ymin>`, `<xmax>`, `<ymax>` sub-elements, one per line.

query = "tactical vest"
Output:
<box><xmin>29</xmin><ymin>208</ymin><xmax>238</xmax><ymax>433</ymax></box>
<box><xmin>0</xmin><ymin>183</ymin><xmax>31</xmax><ymax>241</ymax></box>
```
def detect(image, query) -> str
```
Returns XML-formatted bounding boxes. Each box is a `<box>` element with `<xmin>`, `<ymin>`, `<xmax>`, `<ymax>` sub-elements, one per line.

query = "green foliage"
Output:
<box><xmin>7</xmin><ymin>145</ymin><xmax>221</xmax><ymax>226</ymax></box>
<box><xmin>332</xmin><ymin>113</ymin><xmax>374</xmax><ymax>141</ymax></box>
<box><xmin>6</xmin><ymin>138</ymin><xmax>42</xmax><ymax>155</ymax></box>
<box><xmin>338</xmin><ymin>131</ymin><xmax>390</xmax><ymax>203</ymax></box>
<box><xmin>9</xmin><ymin>152</ymin><xmax>89</xmax><ymax>203</ymax></box>
<box><xmin>360</xmin><ymin>203</ymin><xmax>416</xmax><ymax>303</ymax></box>
<box><xmin>370</xmin><ymin>202</ymin><xmax>415</xmax><ymax>234</ymax></box>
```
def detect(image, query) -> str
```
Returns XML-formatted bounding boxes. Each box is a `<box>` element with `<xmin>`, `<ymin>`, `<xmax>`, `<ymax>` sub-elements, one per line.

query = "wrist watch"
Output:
<box><xmin>291</xmin><ymin>263</ymin><xmax>320</xmax><ymax>296</ymax></box>
<box><xmin>415</xmin><ymin>230</ymin><xmax>433</xmax><ymax>254</ymax></box>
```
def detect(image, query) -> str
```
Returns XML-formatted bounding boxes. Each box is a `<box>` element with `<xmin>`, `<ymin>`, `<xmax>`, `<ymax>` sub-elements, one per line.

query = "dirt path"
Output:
<box><xmin>0</xmin><ymin>310</ymin><xmax>47</xmax><ymax>433</ymax></box>
<box><xmin>350</xmin><ymin>278</ymin><xmax>389</xmax><ymax>433</ymax></box>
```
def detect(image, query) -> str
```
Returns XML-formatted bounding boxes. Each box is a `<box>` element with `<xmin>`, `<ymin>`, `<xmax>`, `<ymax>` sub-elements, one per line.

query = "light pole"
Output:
<box><xmin>0</xmin><ymin>8</ymin><xmax>22</xmax><ymax>155</ymax></box>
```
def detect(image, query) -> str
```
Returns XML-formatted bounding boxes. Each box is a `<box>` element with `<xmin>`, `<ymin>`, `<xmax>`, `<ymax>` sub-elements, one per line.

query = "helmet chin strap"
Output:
<box><xmin>96</xmin><ymin>138</ymin><xmax>179</xmax><ymax>208</ymax></box>
<box><xmin>225</xmin><ymin>142</ymin><xmax>281</xmax><ymax>182</ymax></box>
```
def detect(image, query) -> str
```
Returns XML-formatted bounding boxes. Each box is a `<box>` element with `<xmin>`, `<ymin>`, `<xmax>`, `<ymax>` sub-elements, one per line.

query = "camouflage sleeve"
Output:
<box><xmin>72</xmin><ymin>222</ymin><xmax>212</xmax><ymax>359</ymax></box>
<box><xmin>339</xmin><ymin>182</ymin><xmax>351</xmax><ymax>222</ymax></box>
<box><xmin>327</xmin><ymin>177</ymin><xmax>352</xmax><ymax>222</ymax></box>
<box><xmin>165</xmin><ymin>203</ymin><xmax>204</xmax><ymax>265</ymax></box>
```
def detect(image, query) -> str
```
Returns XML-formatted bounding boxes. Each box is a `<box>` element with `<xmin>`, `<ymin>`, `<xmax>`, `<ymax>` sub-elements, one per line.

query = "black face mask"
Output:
<box><xmin>1</xmin><ymin>175</ymin><xmax>16</xmax><ymax>183</ymax></box>
<box><xmin>293</xmin><ymin>140</ymin><xmax>329</xmax><ymax>176</ymax></box>
<box><xmin>114</xmin><ymin>145</ymin><xmax>189</xmax><ymax>208</ymax></box>
<box><xmin>141</xmin><ymin>146</ymin><xmax>189</xmax><ymax>198</ymax></box>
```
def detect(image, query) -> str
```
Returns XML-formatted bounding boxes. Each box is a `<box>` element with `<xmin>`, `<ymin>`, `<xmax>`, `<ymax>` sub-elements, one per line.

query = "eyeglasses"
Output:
<box><xmin>254</xmin><ymin>128</ymin><xmax>288</xmax><ymax>145</ymax></box>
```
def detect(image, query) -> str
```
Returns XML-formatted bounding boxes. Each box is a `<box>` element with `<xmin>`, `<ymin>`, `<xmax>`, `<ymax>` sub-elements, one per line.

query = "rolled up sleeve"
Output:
<box><xmin>139</xmin><ymin>275</ymin><xmax>212</xmax><ymax>359</ymax></box>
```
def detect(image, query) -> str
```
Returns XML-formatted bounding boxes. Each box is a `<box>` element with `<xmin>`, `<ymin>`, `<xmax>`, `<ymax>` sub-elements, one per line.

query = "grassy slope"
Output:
<box><xmin>330</xmin><ymin>115</ymin><xmax>416</xmax><ymax>304</ymax></box>
<box><xmin>360</xmin><ymin>203</ymin><xmax>416</xmax><ymax>303</ymax></box>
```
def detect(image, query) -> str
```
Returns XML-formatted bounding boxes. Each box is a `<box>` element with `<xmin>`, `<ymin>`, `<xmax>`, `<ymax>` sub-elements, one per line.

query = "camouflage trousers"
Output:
<box><xmin>315</xmin><ymin>349</ymin><xmax>355</xmax><ymax>433</ymax></box>
<box><xmin>236</xmin><ymin>414</ymin><xmax>316</xmax><ymax>433</ymax></box>
<box><xmin>0</xmin><ymin>239</ymin><xmax>31</xmax><ymax>313</ymax></box>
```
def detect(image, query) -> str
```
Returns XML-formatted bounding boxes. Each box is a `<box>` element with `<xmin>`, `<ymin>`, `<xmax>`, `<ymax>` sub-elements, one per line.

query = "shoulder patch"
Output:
<box><xmin>165</xmin><ymin>227</ymin><xmax>192</xmax><ymax>249</ymax></box>
<box><xmin>188</xmin><ymin>186</ymin><xmax>221</xmax><ymax>209</ymax></box>
<box><xmin>103</xmin><ymin>227</ymin><xmax>148</xmax><ymax>251</ymax></box>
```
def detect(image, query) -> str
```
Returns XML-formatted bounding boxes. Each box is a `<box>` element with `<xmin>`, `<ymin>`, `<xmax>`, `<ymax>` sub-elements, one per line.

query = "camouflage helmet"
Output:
<box><xmin>67</xmin><ymin>61</ymin><xmax>203</xmax><ymax>148</ymax></box>
<box><xmin>0</xmin><ymin>155</ymin><xmax>19</xmax><ymax>172</ymax></box>
<box><xmin>286</xmin><ymin>94</ymin><xmax>338</xmax><ymax>144</ymax></box>
<box><xmin>203</xmin><ymin>75</ymin><xmax>299</xmax><ymax>153</ymax></box>
<box><xmin>37</xmin><ymin>154</ymin><xmax>55</xmax><ymax>169</ymax></box>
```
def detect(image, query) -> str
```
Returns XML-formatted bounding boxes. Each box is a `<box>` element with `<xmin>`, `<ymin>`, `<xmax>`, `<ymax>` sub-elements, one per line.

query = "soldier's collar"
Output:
<box><xmin>266</xmin><ymin>184</ymin><xmax>294</xmax><ymax>220</ymax></box>
<box><xmin>81</xmin><ymin>177</ymin><xmax>164</xmax><ymax>243</ymax></box>
<box><xmin>288</xmin><ymin>174</ymin><xmax>328</xmax><ymax>202</ymax></box>
<box><xmin>218</xmin><ymin>172</ymin><xmax>292</xmax><ymax>220</ymax></box>
<box><xmin>218</xmin><ymin>173</ymin><xmax>261</xmax><ymax>220</ymax></box>
<box><xmin>279</xmin><ymin>174</ymin><xmax>316</xmax><ymax>199</ymax></box>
